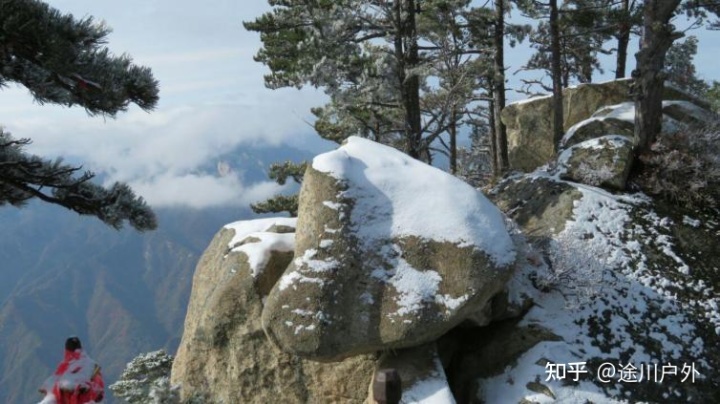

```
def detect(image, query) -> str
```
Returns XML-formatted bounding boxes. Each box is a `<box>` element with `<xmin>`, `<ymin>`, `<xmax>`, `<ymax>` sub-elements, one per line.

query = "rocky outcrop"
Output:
<box><xmin>482</xmin><ymin>174</ymin><xmax>720</xmax><ymax>403</ymax></box>
<box><xmin>170</xmin><ymin>82</ymin><xmax>720</xmax><ymax>404</ymax></box>
<box><xmin>490</xmin><ymin>177</ymin><xmax>582</xmax><ymax>239</ymax></box>
<box><xmin>554</xmin><ymin>98</ymin><xmax>716</xmax><ymax>191</ymax></box>
<box><xmin>558</xmin><ymin>135</ymin><xmax>634</xmax><ymax>190</ymax></box>
<box><xmin>170</xmin><ymin>139</ymin><xmax>531</xmax><ymax>403</ymax></box>
<box><xmin>438</xmin><ymin>321</ymin><xmax>561</xmax><ymax>403</ymax></box>
<box><xmin>501</xmin><ymin>79</ymin><xmax>705</xmax><ymax>172</ymax></box>
<box><xmin>170</xmin><ymin>218</ymin><xmax>377</xmax><ymax>403</ymax></box>
<box><xmin>262</xmin><ymin>137</ymin><xmax>517</xmax><ymax>361</ymax></box>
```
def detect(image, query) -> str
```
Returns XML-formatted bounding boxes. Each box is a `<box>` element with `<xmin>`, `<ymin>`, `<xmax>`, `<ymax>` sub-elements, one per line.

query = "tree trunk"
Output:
<box><xmin>634</xmin><ymin>0</ymin><xmax>682</xmax><ymax>153</ymax></box>
<box><xmin>549</xmin><ymin>0</ymin><xmax>564</xmax><ymax>150</ymax></box>
<box><xmin>395</xmin><ymin>0</ymin><xmax>423</xmax><ymax>160</ymax></box>
<box><xmin>493</xmin><ymin>0</ymin><xmax>509</xmax><ymax>173</ymax></box>
<box><xmin>615</xmin><ymin>0</ymin><xmax>631</xmax><ymax>79</ymax></box>
<box><xmin>450</xmin><ymin>110</ymin><xmax>457</xmax><ymax>174</ymax></box>
<box><xmin>488</xmin><ymin>97</ymin><xmax>499</xmax><ymax>177</ymax></box>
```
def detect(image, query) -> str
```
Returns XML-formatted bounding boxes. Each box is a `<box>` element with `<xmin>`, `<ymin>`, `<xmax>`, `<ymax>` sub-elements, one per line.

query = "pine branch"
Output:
<box><xmin>0</xmin><ymin>130</ymin><xmax>156</xmax><ymax>231</ymax></box>
<box><xmin>0</xmin><ymin>0</ymin><xmax>159</xmax><ymax>115</ymax></box>
<box><xmin>251</xmin><ymin>194</ymin><xmax>298</xmax><ymax>217</ymax></box>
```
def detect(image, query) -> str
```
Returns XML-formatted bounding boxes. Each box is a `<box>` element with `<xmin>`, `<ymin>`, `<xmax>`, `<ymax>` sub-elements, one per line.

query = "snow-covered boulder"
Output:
<box><xmin>558</xmin><ymin>135</ymin><xmax>634</xmax><ymax>190</ymax></box>
<box><xmin>561</xmin><ymin>116</ymin><xmax>634</xmax><ymax>148</ymax></box>
<box><xmin>170</xmin><ymin>218</ymin><xmax>377</xmax><ymax>403</ymax></box>
<box><xmin>262</xmin><ymin>137</ymin><xmax>517</xmax><ymax>361</ymax></box>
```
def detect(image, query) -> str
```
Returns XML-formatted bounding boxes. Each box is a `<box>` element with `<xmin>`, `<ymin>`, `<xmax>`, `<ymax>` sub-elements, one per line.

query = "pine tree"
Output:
<box><xmin>522</xmin><ymin>0</ymin><xmax>609</xmax><ymax>87</ymax></box>
<box><xmin>247</xmin><ymin>0</ymin><xmax>518</xmax><ymax>168</ymax></box>
<box><xmin>521</xmin><ymin>0</ymin><xmax>641</xmax><ymax>82</ymax></box>
<box><xmin>0</xmin><ymin>0</ymin><xmax>159</xmax><ymax>231</ymax></box>
<box><xmin>245</xmin><ymin>1</ymin><xmax>425</xmax><ymax>158</ymax></box>
<box><xmin>665</xmin><ymin>36</ymin><xmax>709</xmax><ymax>97</ymax></box>
<box><xmin>517</xmin><ymin>0</ymin><xmax>565</xmax><ymax>149</ymax></box>
<box><xmin>607</xmin><ymin>0</ymin><xmax>642</xmax><ymax>78</ymax></box>
<box><xmin>109</xmin><ymin>350</ymin><xmax>179</xmax><ymax>404</ymax></box>
<box><xmin>632</xmin><ymin>0</ymin><xmax>718</xmax><ymax>153</ymax></box>
<box><xmin>457</xmin><ymin>122</ymin><xmax>493</xmax><ymax>187</ymax></box>
<box><xmin>417</xmin><ymin>0</ymin><xmax>486</xmax><ymax>170</ymax></box>
<box><xmin>492</xmin><ymin>0</ymin><xmax>510</xmax><ymax>174</ymax></box>
<box><xmin>251</xmin><ymin>160</ymin><xmax>307</xmax><ymax>217</ymax></box>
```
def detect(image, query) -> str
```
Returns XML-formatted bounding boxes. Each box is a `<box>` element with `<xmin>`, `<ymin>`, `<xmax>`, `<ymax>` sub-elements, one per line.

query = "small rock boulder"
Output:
<box><xmin>262</xmin><ymin>137</ymin><xmax>517</xmax><ymax>361</ymax></box>
<box><xmin>662</xmin><ymin>100</ymin><xmax>718</xmax><ymax>126</ymax></box>
<box><xmin>561</xmin><ymin>117</ymin><xmax>634</xmax><ymax>148</ymax></box>
<box><xmin>558</xmin><ymin>135</ymin><xmax>634</xmax><ymax>190</ymax></box>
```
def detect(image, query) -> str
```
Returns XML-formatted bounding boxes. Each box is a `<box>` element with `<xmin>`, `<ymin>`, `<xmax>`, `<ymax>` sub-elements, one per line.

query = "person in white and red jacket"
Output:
<box><xmin>39</xmin><ymin>337</ymin><xmax>104</xmax><ymax>404</ymax></box>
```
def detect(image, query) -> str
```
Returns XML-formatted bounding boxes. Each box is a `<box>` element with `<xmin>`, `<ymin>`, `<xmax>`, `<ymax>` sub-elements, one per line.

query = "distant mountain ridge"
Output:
<box><xmin>0</xmin><ymin>142</ymin><xmax>314</xmax><ymax>403</ymax></box>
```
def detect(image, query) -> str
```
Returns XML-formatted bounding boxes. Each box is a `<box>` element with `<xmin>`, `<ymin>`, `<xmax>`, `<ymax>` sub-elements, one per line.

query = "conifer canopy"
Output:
<box><xmin>0</xmin><ymin>0</ymin><xmax>160</xmax><ymax>231</ymax></box>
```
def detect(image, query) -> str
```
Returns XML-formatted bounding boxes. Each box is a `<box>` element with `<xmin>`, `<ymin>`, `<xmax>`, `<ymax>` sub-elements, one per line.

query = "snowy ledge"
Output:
<box><xmin>224</xmin><ymin>217</ymin><xmax>297</xmax><ymax>277</ymax></box>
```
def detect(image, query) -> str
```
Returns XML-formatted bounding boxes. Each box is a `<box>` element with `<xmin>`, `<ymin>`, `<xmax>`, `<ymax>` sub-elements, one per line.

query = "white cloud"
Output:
<box><xmin>128</xmin><ymin>173</ymin><xmax>284</xmax><ymax>209</ymax></box>
<box><xmin>0</xmin><ymin>90</ymin><xmax>325</xmax><ymax>208</ymax></box>
<box><xmin>0</xmin><ymin>1</ymin><xmax>337</xmax><ymax>209</ymax></box>
<box><xmin>0</xmin><ymin>0</ymin><xmax>330</xmax><ymax>209</ymax></box>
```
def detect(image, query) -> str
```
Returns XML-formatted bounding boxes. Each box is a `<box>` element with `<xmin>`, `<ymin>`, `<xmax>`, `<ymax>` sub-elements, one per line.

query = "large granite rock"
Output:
<box><xmin>558</xmin><ymin>135</ymin><xmax>634</xmax><ymax>190</ymax></box>
<box><xmin>501</xmin><ymin>79</ymin><xmax>704</xmax><ymax>172</ymax></box>
<box><xmin>262</xmin><ymin>137</ymin><xmax>517</xmax><ymax>361</ymax></box>
<box><xmin>170</xmin><ymin>218</ymin><xmax>377</xmax><ymax>403</ymax></box>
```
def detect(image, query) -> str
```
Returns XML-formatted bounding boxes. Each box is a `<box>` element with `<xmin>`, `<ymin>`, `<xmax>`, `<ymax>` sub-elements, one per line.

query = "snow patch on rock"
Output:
<box><xmin>312</xmin><ymin>136</ymin><xmax>516</xmax><ymax>267</ymax></box>
<box><xmin>223</xmin><ymin>217</ymin><xmax>297</xmax><ymax>277</ymax></box>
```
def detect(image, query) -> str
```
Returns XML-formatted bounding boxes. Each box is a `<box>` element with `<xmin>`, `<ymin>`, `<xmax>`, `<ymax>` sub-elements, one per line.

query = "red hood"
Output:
<box><xmin>55</xmin><ymin>349</ymin><xmax>83</xmax><ymax>376</ymax></box>
<box><xmin>63</xmin><ymin>348</ymin><xmax>83</xmax><ymax>362</ymax></box>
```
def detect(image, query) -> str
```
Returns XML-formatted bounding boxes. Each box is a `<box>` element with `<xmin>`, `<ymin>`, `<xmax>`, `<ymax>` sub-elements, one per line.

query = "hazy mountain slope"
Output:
<box><xmin>0</xmin><ymin>205</ymin><xmax>220</xmax><ymax>403</ymax></box>
<box><xmin>0</xmin><ymin>143</ymin><xmax>314</xmax><ymax>403</ymax></box>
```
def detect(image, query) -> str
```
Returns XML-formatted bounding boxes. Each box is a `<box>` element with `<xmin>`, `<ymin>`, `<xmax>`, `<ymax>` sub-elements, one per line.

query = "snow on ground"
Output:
<box><xmin>478</xmin><ymin>173</ymin><xmax>719</xmax><ymax>403</ymax></box>
<box><xmin>223</xmin><ymin>217</ymin><xmax>296</xmax><ymax>277</ymax></box>
<box><xmin>312</xmin><ymin>136</ymin><xmax>516</xmax><ymax>267</ymax></box>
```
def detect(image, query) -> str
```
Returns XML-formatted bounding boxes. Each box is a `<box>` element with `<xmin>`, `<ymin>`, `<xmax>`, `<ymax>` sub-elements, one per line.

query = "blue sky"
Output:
<box><xmin>1</xmin><ymin>1</ymin><xmax>718</xmax><ymax>208</ymax></box>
